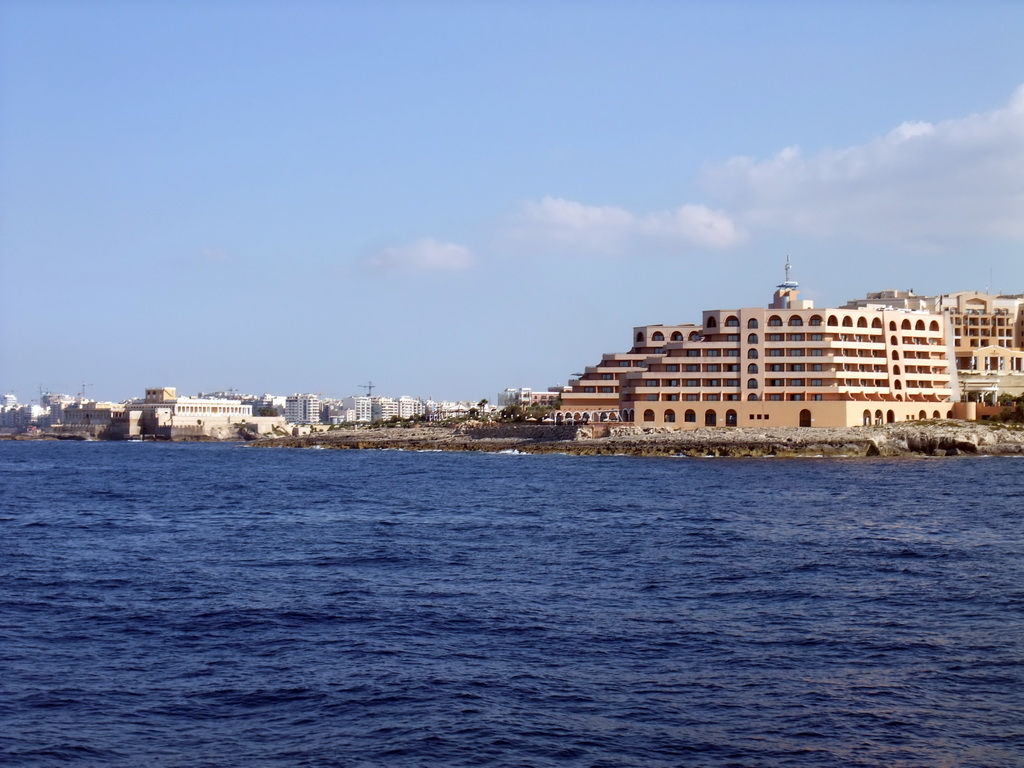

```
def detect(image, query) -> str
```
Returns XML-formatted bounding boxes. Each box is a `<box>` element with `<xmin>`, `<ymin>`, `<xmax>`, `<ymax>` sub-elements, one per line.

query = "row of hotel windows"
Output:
<box><xmin>651</xmin><ymin>363</ymin><xmax>827</xmax><ymax>375</ymax></box>
<box><xmin>706</xmin><ymin>333</ymin><xmax>828</xmax><ymax>343</ymax></box>
<box><xmin>629</xmin><ymin>378</ymin><xmax>939</xmax><ymax>391</ymax></box>
<box><xmin>593</xmin><ymin>358</ymin><xmax>941</xmax><ymax>382</ymax></box>
<box><xmin>650</xmin><ymin>393</ymin><xmax>823</xmax><ymax>401</ymax></box>
<box><xmin>641</xmin><ymin>406</ymin><xmax>951</xmax><ymax>425</ymax></box>
<box><xmin>652</xmin><ymin>409</ymin><xmax>745</xmax><ymax>425</ymax></box>
<box><xmin>636</xmin><ymin>378</ymin><xmax>827</xmax><ymax>389</ymax></box>
<box><xmin>644</xmin><ymin>316</ymin><xmax>941</xmax><ymax>340</ymax></box>
<box><xmin>669</xmin><ymin>347</ymin><xmax>929</xmax><ymax>359</ymax></box>
<box><xmin>583</xmin><ymin>366</ymin><xmax>949</xmax><ymax>390</ymax></box>
<box><xmin>702</xmin><ymin>334</ymin><xmax>939</xmax><ymax>347</ymax></box>
<box><xmin>654</xmin><ymin>409</ymin><xmax>743</xmax><ymax>425</ymax></box>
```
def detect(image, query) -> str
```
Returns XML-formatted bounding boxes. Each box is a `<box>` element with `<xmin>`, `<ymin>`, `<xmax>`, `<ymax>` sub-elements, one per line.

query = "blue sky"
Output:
<box><xmin>2</xmin><ymin>1</ymin><xmax>1023</xmax><ymax>403</ymax></box>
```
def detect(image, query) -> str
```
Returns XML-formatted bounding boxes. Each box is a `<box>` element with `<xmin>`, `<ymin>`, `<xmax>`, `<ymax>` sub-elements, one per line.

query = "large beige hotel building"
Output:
<box><xmin>556</xmin><ymin>274</ymin><xmax>960</xmax><ymax>430</ymax></box>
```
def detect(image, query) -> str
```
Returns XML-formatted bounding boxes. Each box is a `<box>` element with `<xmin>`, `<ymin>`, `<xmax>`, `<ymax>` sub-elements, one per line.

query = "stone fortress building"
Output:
<box><xmin>58</xmin><ymin>387</ymin><xmax>283</xmax><ymax>439</ymax></box>
<box><xmin>555</xmin><ymin>265</ymin><xmax>963</xmax><ymax>430</ymax></box>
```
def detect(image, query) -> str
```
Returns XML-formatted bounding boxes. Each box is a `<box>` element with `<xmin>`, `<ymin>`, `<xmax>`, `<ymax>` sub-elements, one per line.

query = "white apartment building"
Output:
<box><xmin>340</xmin><ymin>396</ymin><xmax>372</xmax><ymax>422</ymax></box>
<box><xmin>285</xmin><ymin>393</ymin><xmax>321</xmax><ymax>424</ymax></box>
<box><xmin>371</xmin><ymin>397</ymin><xmax>400</xmax><ymax>421</ymax></box>
<box><xmin>397</xmin><ymin>396</ymin><xmax>426</xmax><ymax>419</ymax></box>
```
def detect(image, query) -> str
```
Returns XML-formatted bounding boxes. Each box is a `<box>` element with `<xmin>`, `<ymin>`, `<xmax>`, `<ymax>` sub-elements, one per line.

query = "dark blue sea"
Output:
<box><xmin>1</xmin><ymin>442</ymin><xmax>1022</xmax><ymax>767</ymax></box>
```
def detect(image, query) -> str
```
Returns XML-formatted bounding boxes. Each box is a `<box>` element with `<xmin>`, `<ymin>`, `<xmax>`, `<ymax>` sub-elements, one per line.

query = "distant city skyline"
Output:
<box><xmin>2</xmin><ymin>2</ymin><xmax>1023</xmax><ymax>403</ymax></box>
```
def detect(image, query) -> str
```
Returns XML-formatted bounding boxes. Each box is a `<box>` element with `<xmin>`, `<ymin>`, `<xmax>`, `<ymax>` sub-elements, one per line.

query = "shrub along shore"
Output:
<box><xmin>247</xmin><ymin>420</ymin><xmax>1024</xmax><ymax>458</ymax></box>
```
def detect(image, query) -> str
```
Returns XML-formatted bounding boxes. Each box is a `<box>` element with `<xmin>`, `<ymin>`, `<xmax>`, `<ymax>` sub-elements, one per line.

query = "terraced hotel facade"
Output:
<box><xmin>556</xmin><ymin>280</ymin><xmax>960</xmax><ymax>430</ymax></box>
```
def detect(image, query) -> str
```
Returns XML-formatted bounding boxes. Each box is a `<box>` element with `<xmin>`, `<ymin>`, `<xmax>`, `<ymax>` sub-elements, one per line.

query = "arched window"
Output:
<box><xmin>915</xmin><ymin>320</ymin><xmax>925</xmax><ymax>331</ymax></box>
<box><xmin>799</xmin><ymin>409</ymin><xmax>811</xmax><ymax>428</ymax></box>
<box><xmin>671</xmin><ymin>331</ymin><xmax>683</xmax><ymax>341</ymax></box>
<box><xmin>652</xmin><ymin>331</ymin><xmax>665</xmax><ymax>341</ymax></box>
<box><xmin>726</xmin><ymin>410</ymin><xmax>737</xmax><ymax>426</ymax></box>
<box><xmin>889</xmin><ymin>321</ymin><xmax>897</xmax><ymax>331</ymax></box>
<box><xmin>872</xmin><ymin>318</ymin><xmax>883</xmax><ymax>328</ymax></box>
<box><xmin>706</xmin><ymin>316</ymin><xmax>718</xmax><ymax>328</ymax></box>
<box><xmin>919</xmin><ymin>410</ymin><xmax>927</xmax><ymax>420</ymax></box>
<box><xmin>890</xmin><ymin>336</ymin><xmax>898</xmax><ymax>345</ymax></box>
<box><xmin>689</xmin><ymin>331</ymin><xmax>701</xmax><ymax>341</ymax></box>
<box><xmin>857</xmin><ymin>317</ymin><xmax>868</xmax><ymax>328</ymax></box>
<box><xmin>893</xmin><ymin>365</ymin><xmax>901</xmax><ymax>375</ymax></box>
<box><xmin>725</xmin><ymin>316</ymin><xmax>739</xmax><ymax>327</ymax></box>
<box><xmin>809</xmin><ymin>315</ymin><xmax>823</xmax><ymax>326</ymax></box>
<box><xmin>901</xmin><ymin>319</ymin><xmax>911</xmax><ymax>330</ymax></box>
<box><xmin>748</xmin><ymin>349</ymin><xmax>759</xmax><ymax>359</ymax></box>
<box><xmin>929</xmin><ymin>320</ymin><xmax>940</xmax><ymax>332</ymax></box>
<box><xmin>747</xmin><ymin>318</ymin><xmax>759</xmax><ymax>329</ymax></box>
<box><xmin>894</xmin><ymin>381</ymin><xmax>902</xmax><ymax>389</ymax></box>
<box><xmin>892</xmin><ymin>350</ymin><xmax>900</xmax><ymax>360</ymax></box>
<box><xmin>789</xmin><ymin>316</ymin><xmax>803</xmax><ymax>326</ymax></box>
<box><xmin>747</xmin><ymin>393</ymin><xmax>759</xmax><ymax>401</ymax></box>
<box><xmin>747</xmin><ymin>363</ymin><xmax>759</xmax><ymax>374</ymax></box>
<box><xmin>874</xmin><ymin>409</ymin><xmax>884</xmax><ymax>425</ymax></box>
<box><xmin>665</xmin><ymin>409</ymin><xmax>676</xmax><ymax>423</ymax></box>
<box><xmin>636</xmin><ymin>332</ymin><xmax>645</xmax><ymax>342</ymax></box>
<box><xmin>933</xmin><ymin>410</ymin><xmax>941</xmax><ymax>419</ymax></box>
<box><xmin>887</xmin><ymin>410</ymin><xmax>896</xmax><ymax>424</ymax></box>
<box><xmin>827</xmin><ymin>315</ymin><xmax>838</xmax><ymax>326</ymax></box>
<box><xmin>863</xmin><ymin>410</ymin><xmax>872</xmax><ymax>426</ymax></box>
<box><xmin>842</xmin><ymin>316</ymin><xmax>853</xmax><ymax>327</ymax></box>
<box><xmin>705</xmin><ymin>410</ymin><xmax>717</xmax><ymax>426</ymax></box>
<box><xmin>747</xmin><ymin>379</ymin><xmax>759</xmax><ymax>389</ymax></box>
<box><xmin>768</xmin><ymin>315</ymin><xmax>783</xmax><ymax>327</ymax></box>
<box><xmin>747</xmin><ymin>333</ymin><xmax>759</xmax><ymax>344</ymax></box>
<box><xmin>643</xmin><ymin>409</ymin><xmax>655</xmax><ymax>422</ymax></box>
<box><xmin>684</xmin><ymin>409</ymin><xmax>696</xmax><ymax>423</ymax></box>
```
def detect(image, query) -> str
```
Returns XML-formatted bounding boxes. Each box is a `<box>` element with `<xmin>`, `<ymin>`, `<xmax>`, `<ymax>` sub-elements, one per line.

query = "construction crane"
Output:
<box><xmin>360</xmin><ymin>381</ymin><xmax>376</xmax><ymax>397</ymax></box>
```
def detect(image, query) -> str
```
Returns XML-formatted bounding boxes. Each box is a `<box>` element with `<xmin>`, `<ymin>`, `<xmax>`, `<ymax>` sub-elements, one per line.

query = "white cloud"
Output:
<box><xmin>704</xmin><ymin>84</ymin><xmax>1024</xmax><ymax>245</ymax></box>
<box><xmin>510</xmin><ymin>196</ymin><xmax>746</xmax><ymax>256</ymax></box>
<box><xmin>368</xmin><ymin>238</ymin><xmax>474</xmax><ymax>272</ymax></box>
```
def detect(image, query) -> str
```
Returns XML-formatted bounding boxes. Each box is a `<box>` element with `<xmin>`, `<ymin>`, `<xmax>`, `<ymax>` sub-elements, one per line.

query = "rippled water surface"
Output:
<box><xmin>1</xmin><ymin>441</ymin><xmax>1022</xmax><ymax>767</ymax></box>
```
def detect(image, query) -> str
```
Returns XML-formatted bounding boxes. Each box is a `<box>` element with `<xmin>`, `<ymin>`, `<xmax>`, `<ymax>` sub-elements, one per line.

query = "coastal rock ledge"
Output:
<box><xmin>247</xmin><ymin>421</ymin><xmax>1024</xmax><ymax>458</ymax></box>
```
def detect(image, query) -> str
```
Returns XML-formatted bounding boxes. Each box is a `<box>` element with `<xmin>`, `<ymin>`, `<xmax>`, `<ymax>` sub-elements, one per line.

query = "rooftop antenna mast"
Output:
<box><xmin>778</xmin><ymin>255</ymin><xmax>799</xmax><ymax>291</ymax></box>
<box><xmin>360</xmin><ymin>381</ymin><xmax>376</xmax><ymax>397</ymax></box>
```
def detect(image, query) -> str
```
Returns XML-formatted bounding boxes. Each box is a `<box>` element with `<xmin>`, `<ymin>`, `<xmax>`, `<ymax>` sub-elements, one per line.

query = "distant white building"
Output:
<box><xmin>1</xmin><ymin>404</ymin><xmax>47</xmax><ymax>428</ymax></box>
<box><xmin>371</xmin><ymin>396</ymin><xmax>400</xmax><ymax>421</ymax></box>
<box><xmin>285</xmin><ymin>393</ymin><xmax>321</xmax><ymax>424</ymax></box>
<box><xmin>423</xmin><ymin>400</ymin><xmax>495</xmax><ymax>420</ymax></box>
<box><xmin>245</xmin><ymin>394</ymin><xmax>287</xmax><ymax>417</ymax></box>
<box><xmin>397</xmin><ymin>396</ymin><xmax>425</xmax><ymax>419</ymax></box>
<box><xmin>340</xmin><ymin>396</ymin><xmax>372</xmax><ymax>423</ymax></box>
<box><xmin>40</xmin><ymin>393</ymin><xmax>75</xmax><ymax>427</ymax></box>
<box><xmin>1</xmin><ymin>393</ymin><xmax>17</xmax><ymax>409</ymax></box>
<box><xmin>499</xmin><ymin>387</ymin><xmax>561</xmax><ymax>408</ymax></box>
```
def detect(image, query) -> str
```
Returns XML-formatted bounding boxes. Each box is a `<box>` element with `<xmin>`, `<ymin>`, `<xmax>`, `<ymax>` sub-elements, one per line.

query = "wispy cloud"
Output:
<box><xmin>509</xmin><ymin>197</ymin><xmax>746</xmax><ymax>256</ymax></box>
<box><xmin>704</xmin><ymin>84</ymin><xmax>1024</xmax><ymax>245</ymax></box>
<box><xmin>367</xmin><ymin>238</ymin><xmax>474</xmax><ymax>272</ymax></box>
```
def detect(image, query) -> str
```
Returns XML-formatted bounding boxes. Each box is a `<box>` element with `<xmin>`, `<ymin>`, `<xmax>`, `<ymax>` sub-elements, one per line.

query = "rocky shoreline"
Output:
<box><xmin>246</xmin><ymin>421</ymin><xmax>1024</xmax><ymax>458</ymax></box>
